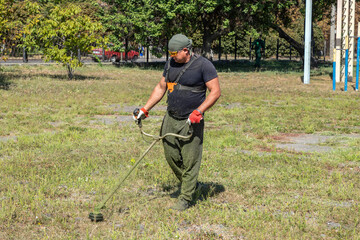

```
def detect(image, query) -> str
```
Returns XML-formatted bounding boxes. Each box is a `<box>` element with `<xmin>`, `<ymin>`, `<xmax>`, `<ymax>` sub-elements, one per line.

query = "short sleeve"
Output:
<box><xmin>201</xmin><ymin>58</ymin><xmax>218</xmax><ymax>82</ymax></box>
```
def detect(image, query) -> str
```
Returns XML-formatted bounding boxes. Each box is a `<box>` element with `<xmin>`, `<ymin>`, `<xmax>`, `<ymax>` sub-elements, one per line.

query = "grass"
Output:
<box><xmin>0</xmin><ymin>60</ymin><xmax>360</xmax><ymax>239</ymax></box>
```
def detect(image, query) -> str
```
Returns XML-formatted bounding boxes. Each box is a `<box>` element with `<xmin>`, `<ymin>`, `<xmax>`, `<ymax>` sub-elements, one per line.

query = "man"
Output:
<box><xmin>133</xmin><ymin>34</ymin><xmax>221</xmax><ymax>211</ymax></box>
<box><xmin>252</xmin><ymin>35</ymin><xmax>265</xmax><ymax>69</ymax></box>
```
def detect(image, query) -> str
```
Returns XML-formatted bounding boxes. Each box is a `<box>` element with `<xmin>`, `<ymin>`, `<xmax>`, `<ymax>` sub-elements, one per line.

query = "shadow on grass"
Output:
<box><xmin>167</xmin><ymin>182</ymin><xmax>225</xmax><ymax>204</ymax></box>
<box><xmin>214</xmin><ymin>59</ymin><xmax>305</xmax><ymax>73</ymax></box>
<box><xmin>114</xmin><ymin>59</ymin><xmax>332</xmax><ymax>74</ymax></box>
<box><xmin>44</xmin><ymin>73</ymin><xmax>99</xmax><ymax>81</ymax></box>
<box><xmin>195</xmin><ymin>182</ymin><xmax>226</xmax><ymax>203</ymax></box>
<box><xmin>3</xmin><ymin>72</ymin><xmax>99</xmax><ymax>81</ymax></box>
<box><xmin>0</xmin><ymin>74</ymin><xmax>12</xmax><ymax>90</ymax></box>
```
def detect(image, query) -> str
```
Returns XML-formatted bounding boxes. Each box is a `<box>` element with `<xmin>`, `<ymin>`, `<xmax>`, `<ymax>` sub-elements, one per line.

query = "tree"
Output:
<box><xmin>119</xmin><ymin>0</ymin><xmax>244</xmax><ymax>60</ymax></box>
<box><xmin>192</xmin><ymin>0</ymin><xmax>244</xmax><ymax>59</ymax></box>
<box><xmin>94</xmin><ymin>1</ymin><xmax>129</xmax><ymax>52</ymax></box>
<box><xmin>102</xmin><ymin>0</ymin><xmax>180</xmax><ymax>56</ymax></box>
<box><xmin>119</xmin><ymin>0</ymin><xmax>335</xmax><ymax>63</ymax></box>
<box><xmin>23</xmin><ymin>3</ymin><xmax>105</xmax><ymax>79</ymax></box>
<box><xmin>243</xmin><ymin>0</ymin><xmax>336</xmax><ymax>64</ymax></box>
<box><xmin>0</xmin><ymin>0</ymin><xmax>39</xmax><ymax>62</ymax></box>
<box><xmin>0</xmin><ymin>0</ymin><xmax>11</xmax><ymax>62</ymax></box>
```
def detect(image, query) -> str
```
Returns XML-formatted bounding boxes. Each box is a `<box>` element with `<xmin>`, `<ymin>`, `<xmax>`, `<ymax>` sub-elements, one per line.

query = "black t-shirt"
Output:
<box><xmin>162</xmin><ymin>55</ymin><xmax>218</xmax><ymax>119</ymax></box>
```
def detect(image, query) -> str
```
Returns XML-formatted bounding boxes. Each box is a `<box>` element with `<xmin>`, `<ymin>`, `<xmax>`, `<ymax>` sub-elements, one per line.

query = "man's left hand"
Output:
<box><xmin>188</xmin><ymin>109</ymin><xmax>203</xmax><ymax>124</ymax></box>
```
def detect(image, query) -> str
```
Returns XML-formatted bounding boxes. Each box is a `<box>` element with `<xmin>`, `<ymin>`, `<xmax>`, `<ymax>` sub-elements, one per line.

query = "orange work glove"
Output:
<box><xmin>188</xmin><ymin>109</ymin><xmax>203</xmax><ymax>124</ymax></box>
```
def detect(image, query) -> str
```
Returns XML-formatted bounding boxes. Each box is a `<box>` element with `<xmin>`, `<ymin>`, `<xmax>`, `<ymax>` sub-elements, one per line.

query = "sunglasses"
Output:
<box><xmin>168</xmin><ymin>48</ymin><xmax>186</xmax><ymax>57</ymax></box>
<box><xmin>168</xmin><ymin>51</ymin><xmax>178</xmax><ymax>56</ymax></box>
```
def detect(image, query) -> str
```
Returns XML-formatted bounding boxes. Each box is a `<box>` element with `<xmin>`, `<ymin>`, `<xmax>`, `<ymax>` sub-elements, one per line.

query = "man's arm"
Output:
<box><xmin>143</xmin><ymin>76</ymin><xmax>167</xmax><ymax>111</ymax></box>
<box><xmin>196</xmin><ymin>77</ymin><xmax>221</xmax><ymax>113</ymax></box>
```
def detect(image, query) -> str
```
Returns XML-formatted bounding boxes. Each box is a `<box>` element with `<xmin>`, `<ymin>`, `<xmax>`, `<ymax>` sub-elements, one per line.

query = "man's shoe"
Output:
<box><xmin>169</xmin><ymin>199</ymin><xmax>190</xmax><ymax>212</ymax></box>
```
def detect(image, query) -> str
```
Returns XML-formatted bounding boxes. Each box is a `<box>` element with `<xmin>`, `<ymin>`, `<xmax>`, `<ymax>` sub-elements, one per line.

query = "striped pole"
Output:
<box><xmin>336</xmin><ymin>0</ymin><xmax>343</xmax><ymax>83</ymax></box>
<box><xmin>345</xmin><ymin>36</ymin><xmax>349</xmax><ymax>92</ymax></box>
<box><xmin>356</xmin><ymin>37</ymin><xmax>359</xmax><ymax>91</ymax></box>
<box><xmin>333</xmin><ymin>48</ymin><xmax>336</xmax><ymax>91</ymax></box>
<box><xmin>345</xmin><ymin>49</ymin><xmax>348</xmax><ymax>92</ymax></box>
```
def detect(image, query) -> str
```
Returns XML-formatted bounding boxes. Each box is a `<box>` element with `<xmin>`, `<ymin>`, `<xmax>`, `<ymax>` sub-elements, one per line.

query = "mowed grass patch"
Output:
<box><xmin>1</xmin><ymin>62</ymin><xmax>360</xmax><ymax>239</ymax></box>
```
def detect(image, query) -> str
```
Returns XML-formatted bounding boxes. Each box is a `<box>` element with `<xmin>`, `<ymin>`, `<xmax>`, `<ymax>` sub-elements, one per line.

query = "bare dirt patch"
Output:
<box><xmin>0</xmin><ymin>135</ymin><xmax>17</xmax><ymax>143</ymax></box>
<box><xmin>219</xmin><ymin>102</ymin><xmax>247</xmax><ymax>109</ymax></box>
<box><xmin>108</xmin><ymin>104</ymin><xmax>167</xmax><ymax>113</ymax></box>
<box><xmin>178</xmin><ymin>223</ymin><xmax>244</xmax><ymax>239</ymax></box>
<box><xmin>270</xmin><ymin>133</ymin><xmax>303</xmax><ymax>142</ymax></box>
<box><xmin>273</xmin><ymin>133</ymin><xmax>360</xmax><ymax>153</ymax></box>
<box><xmin>89</xmin><ymin>115</ymin><xmax>163</xmax><ymax>125</ymax></box>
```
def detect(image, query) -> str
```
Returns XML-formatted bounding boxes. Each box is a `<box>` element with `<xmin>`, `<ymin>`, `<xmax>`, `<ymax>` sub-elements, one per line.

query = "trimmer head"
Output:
<box><xmin>89</xmin><ymin>211</ymin><xmax>104</xmax><ymax>222</ymax></box>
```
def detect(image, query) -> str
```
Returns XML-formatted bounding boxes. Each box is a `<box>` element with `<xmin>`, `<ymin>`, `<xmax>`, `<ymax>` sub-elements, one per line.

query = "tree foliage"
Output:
<box><xmin>106</xmin><ymin>0</ymin><xmax>245</xmax><ymax>59</ymax></box>
<box><xmin>99</xmin><ymin>0</ymin><xmax>335</xmax><ymax>62</ymax></box>
<box><xmin>0</xmin><ymin>0</ymin><xmax>39</xmax><ymax>62</ymax></box>
<box><xmin>3</xmin><ymin>0</ymin><xmax>339</xmax><ymax>69</ymax></box>
<box><xmin>237</xmin><ymin>0</ymin><xmax>335</xmax><ymax>63</ymax></box>
<box><xmin>23</xmin><ymin>2</ymin><xmax>105</xmax><ymax>79</ymax></box>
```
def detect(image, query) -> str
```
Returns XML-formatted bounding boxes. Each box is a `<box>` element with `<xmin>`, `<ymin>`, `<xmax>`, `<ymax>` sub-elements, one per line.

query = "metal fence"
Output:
<box><xmin>5</xmin><ymin>37</ymin><xmax>327</xmax><ymax>64</ymax></box>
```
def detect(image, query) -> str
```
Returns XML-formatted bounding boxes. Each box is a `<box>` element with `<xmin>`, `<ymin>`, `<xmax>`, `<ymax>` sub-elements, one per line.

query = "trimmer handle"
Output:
<box><xmin>133</xmin><ymin>108</ymin><xmax>140</xmax><ymax>118</ymax></box>
<box><xmin>133</xmin><ymin>108</ymin><xmax>142</xmax><ymax>126</ymax></box>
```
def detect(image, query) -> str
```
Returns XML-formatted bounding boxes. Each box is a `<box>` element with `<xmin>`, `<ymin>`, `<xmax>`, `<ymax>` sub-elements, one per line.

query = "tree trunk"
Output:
<box><xmin>78</xmin><ymin>49</ymin><xmax>81</xmax><ymax>62</ymax></box>
<box><xmin>271</xmin><ymin>23</ymin><xmax>317</xmax><ymax>67</ymax></box>
<box><xmin>67</xmin><ymin>64</ymin><xmax>74</xmax><ymax>80</ymax></box>
<box><xmin>201</xmin><ymin>32</ymin><xmax>220</xmax><ymax>61</ymax></box>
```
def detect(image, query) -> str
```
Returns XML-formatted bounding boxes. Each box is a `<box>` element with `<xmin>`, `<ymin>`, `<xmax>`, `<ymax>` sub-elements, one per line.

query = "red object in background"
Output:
<box><xmin>91</xmin><ymin>47</ymin><xmax>139</xmax><ymax>62</ymax></box>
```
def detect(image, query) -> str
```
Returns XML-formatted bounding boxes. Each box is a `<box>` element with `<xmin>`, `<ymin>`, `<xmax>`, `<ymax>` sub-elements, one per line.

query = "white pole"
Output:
<box><xmin>303</xmin><ymin>0</ymin><xmax>312</xmax><ymax>84</ymax></box>
<box><xmin>343</xmin><ymin>0</ymin><xmax>349</xmax><ymax>81</ymax></box>
<box><xmin>330</xmin><ymin>4</ymin><xmax>336</xmax><ymax>60</ymax></box>
<box><xmin>336</xmin><ymin>0</ymin><xmax>343</xmax><ymax>82</ymax></box>
<box><xmin>349</xmin><ymin>0</ymin><xmax>356</xmax><ymax>82</ymax></box>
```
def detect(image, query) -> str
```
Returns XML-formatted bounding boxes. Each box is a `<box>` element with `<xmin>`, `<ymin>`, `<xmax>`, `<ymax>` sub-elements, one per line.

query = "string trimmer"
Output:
<box><xmin>89</xmin><ymin>108</ymin><xmax>192</xmax><ymax>222</ymax></box>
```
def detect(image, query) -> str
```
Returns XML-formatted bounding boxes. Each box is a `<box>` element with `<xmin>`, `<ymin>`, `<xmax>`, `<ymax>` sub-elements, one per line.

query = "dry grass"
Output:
<box><xmin>1</xmin><ymin>61</ymin><xmax>360</xmax><ymax>239</ymax></box>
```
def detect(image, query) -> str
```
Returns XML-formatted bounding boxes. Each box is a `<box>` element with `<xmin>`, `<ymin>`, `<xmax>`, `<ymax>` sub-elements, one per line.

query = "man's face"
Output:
<box><xmin>170</xmin><ymin>48</ymin><xmax>189</xmax><ymax>63</ymax></box>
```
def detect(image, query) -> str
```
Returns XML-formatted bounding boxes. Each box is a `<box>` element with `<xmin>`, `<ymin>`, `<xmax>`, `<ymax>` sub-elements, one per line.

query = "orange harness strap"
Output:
<box><xmin>167</xmin><ymin>82</ymin><xmax>177</xmax><ymax>93</ymax></box>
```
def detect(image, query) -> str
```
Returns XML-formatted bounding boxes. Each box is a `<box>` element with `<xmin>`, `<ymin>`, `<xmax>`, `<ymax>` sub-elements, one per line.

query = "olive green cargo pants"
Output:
<box><xmin>160</xmin><ymin>112</ymin><xmax>204</xmax><ymax>202</ymax></box>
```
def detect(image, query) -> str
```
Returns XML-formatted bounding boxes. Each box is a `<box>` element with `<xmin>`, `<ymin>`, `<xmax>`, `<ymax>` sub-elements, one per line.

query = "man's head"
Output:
<box><xmin>168</xmin><ymin>34</ymin><xmax>192</xmax><ymax>63</ymax></box>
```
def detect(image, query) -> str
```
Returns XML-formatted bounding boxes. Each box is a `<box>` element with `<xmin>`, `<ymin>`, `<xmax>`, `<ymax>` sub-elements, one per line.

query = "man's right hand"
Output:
<box><xmin>133</xmin><ymin>107</ymin><xmax>149</xmax><ymax>121</ymax></box>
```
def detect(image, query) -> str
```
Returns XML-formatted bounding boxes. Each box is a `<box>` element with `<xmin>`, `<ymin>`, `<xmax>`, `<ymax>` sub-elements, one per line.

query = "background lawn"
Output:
<box><xmin>1</xmin><ymin>60</ymin><xmax>359</xmax><ymax>239</ymax></box>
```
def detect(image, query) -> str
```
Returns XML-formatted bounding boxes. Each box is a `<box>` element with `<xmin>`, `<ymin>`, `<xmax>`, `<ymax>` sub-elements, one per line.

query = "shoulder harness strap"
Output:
<box><xmin>166</xmin><ymin>55</ymin><xmax>205</xmax><ymax>94</ymax></box>
<box><xmin>174</xmin><ymin>54</ymin><xmax>198</xmax><ymax>83</ymax></box>
<box><xmin>165</xmin><ymin>59</ymin><xmax>171</xmax><ymax>83</ymax></box>
<box><xmin>165</xmin><ymin>54</ymin><xmax>199</xmax><ymax>83</ymax></box>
